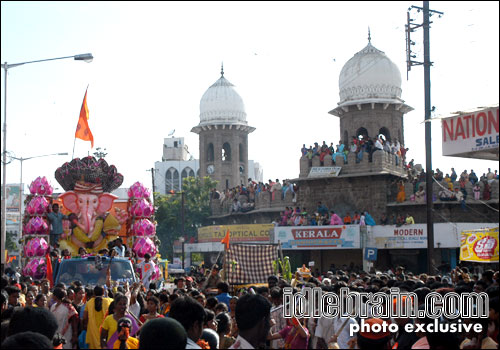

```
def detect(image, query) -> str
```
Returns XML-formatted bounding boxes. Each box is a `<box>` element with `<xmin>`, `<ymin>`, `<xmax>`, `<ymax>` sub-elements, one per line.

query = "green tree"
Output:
<box><xmin>6</xmin><ymin>230</ymin><xmax>18</xmax><ymax>252</ymax></box>
<box><xmin>154</xmin><ymin>176</ymin><xmax>218</xmax><ymax>261</ymax></box>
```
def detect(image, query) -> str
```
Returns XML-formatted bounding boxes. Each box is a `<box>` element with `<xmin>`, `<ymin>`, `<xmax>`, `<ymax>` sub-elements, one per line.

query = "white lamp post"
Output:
<box><xmin>1</xmin><ymin>53</ymin><xmax>93</xmax><ymax>269</ymax></box>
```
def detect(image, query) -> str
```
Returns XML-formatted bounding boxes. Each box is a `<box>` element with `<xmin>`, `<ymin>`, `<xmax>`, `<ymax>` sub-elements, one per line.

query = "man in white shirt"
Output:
<box><xmin>113</xmin><ymin>237</ymin><xmax>126</xmax><ymax>257</ymax></box>
<box><xmin>315</xmin><ymin>313</ymin><xmax>357</xmax><ymax>349</ymax></box>
<box><xmin>138</xmin><ymin>253</ymin><xmax>155</xmax><ymax>288</ymax></box>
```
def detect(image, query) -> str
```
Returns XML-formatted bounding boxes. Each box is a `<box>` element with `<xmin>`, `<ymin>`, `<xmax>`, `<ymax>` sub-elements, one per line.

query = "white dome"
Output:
<box><xmin>338</xmin><ymin>42</ymin><xmax>402</xmax><ymax>105</ymax></box>
<box><xmin>199</xmin><ymin>74</ymin><xmax>247</xmax><ymax>126</ymax></box>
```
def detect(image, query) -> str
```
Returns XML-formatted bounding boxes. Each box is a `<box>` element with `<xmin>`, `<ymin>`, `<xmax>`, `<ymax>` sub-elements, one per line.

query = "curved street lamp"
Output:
<box><xmin>1</xmin><ymin>53</ymin><xmax>92</xmax><ymax>268</ymax></box>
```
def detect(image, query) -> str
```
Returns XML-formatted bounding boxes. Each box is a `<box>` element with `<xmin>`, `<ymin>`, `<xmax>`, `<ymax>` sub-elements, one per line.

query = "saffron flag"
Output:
<box><xmin>221</xmin><ymin>229</ymin><xmax>230</xmax><ymax>250</ymax></box>
<box><xmin>45</xmin><ymin>253</ymin><xmax>54</xmax><ymax>288</ymax></box>
<box><xmin>75</xmin><ymin>88</ymin><xmax>94</xmax><ymax>148</ymax></box>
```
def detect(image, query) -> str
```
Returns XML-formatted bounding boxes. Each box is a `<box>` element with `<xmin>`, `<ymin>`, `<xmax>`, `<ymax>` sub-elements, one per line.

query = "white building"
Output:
<box><xmin>154</xmin><ymin>136</ymin><xmax>262</xmax><ymax>194</ymax></box>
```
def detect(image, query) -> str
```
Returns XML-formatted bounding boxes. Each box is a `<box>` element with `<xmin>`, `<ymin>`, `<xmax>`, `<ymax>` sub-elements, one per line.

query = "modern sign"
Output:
<box><xmin>308</xmin><ymin>166</ymin><xmax>342</xmax><ymax>178</ymax></box>
<box><xmin>442</xmin><ymin>106</ymin><xmax>499</xmax><ymax>160</ymax></box>
<box><xmin>368</xmin><ymin>223</ymin><xmax>499</xmax><ymax>249</ymax></box>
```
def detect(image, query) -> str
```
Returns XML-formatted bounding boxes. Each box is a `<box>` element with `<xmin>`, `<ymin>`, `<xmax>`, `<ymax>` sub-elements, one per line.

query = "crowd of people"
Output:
<box><xmin>274</xmin><ymin>203</ymin><xmax>378</xmax><ymax>227</ymax></box>
<box><xmin>2</xmin><ymin>260</ymin><xmax>499</xmax><ymax>349</ymax></box>
<box><xmin>397</xmin><ymin>167</ymin><xmax>498</xmax><ymax>206</ymax></box>
<box><xmin>301</xmin><ymin>136</ymin><xmax>409</xmax><ymax>166</ymax></box>
<box><xmin>211</xmin><ymin>179</ymin><xmax>298</xmax><ymax>213</ymax></box>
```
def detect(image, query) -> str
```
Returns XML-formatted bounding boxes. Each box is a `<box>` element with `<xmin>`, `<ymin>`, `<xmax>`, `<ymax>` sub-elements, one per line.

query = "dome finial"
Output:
<box><xmin>368</xmin><ymin>27</ymin><xmax>371</xmax><ymax>43</ymax></box>
<box><xmin>221</xmin><ymin>62</ymin><xmax>224</xmax><ymax>77</ymax></box>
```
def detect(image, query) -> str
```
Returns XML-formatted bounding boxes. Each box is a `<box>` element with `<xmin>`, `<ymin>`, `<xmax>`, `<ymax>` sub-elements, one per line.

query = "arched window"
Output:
<box><xmin>165</xmin><ymin>167</ymin><xmax>180</xmax><ymax>192</ymax></box>
<box><xmin>239</xmin><ymin>143</ymin><xmax>244</xmax><ymax>162</ymax></box>
<box><xmin>222</xmin><ymin>142</ymin><xmax>231</xmax><ymax>161</ymax></box>
<box><xmin>379</xmin><ymin>127</ymin><xmax>391</xmax><ymax>142</ymax></box>
<box><xmin>356</xmin><ymin>127</ymin><xmax>369</xmax><ymax>140</ymax></box>
<box><xmin>181</xmin><ymin>167</ymin><xmax>194</xmax><ymax>181</ymax></box>
<box><xmin>207</xmin><ymin>143</ymin><xmax>214</xmax><ymax>162</ymax></box>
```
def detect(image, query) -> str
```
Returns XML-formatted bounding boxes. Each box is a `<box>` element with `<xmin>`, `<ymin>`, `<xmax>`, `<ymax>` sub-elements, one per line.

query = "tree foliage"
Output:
<box><xmin>154</xmin><ymin>176</ymin><xmax>218</xmax><ymax>260</ymax></box>
<box><xmin>6</xmin><ymin>230</ymin><xmax>18</xmax><ymax>252</ymax></box>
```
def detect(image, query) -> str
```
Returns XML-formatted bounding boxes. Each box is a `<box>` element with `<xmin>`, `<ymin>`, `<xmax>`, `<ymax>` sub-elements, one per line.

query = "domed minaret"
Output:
<box><xmin>329</xmin><ymin>33</ymin><xmax>413</xmax><ymax>145</ymax></box>
<box><xmin>191</xmin><ymin>65</ymin><xmax>255</xmax><ymax>191</ymax></box>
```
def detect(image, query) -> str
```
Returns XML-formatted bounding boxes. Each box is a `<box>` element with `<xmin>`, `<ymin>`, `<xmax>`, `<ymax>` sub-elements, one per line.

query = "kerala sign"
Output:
<box><xmin>197</xmin><ymin>224</ymin><xmax>273</xmax><ymax>243</ymax></box>
<box><xmin>442</xmin><ymin>106</ymin><xmax>499</xmax><ymax>160</ymax></box>
<box><xmin>275</xmin><ymin>225</ymin><xmax>360</xmax><ymax>249</ymax></box>
<box><xmin>308</xmin><ymin>166</ymin><xmax>342</xmax><ymax>178</ymax></box>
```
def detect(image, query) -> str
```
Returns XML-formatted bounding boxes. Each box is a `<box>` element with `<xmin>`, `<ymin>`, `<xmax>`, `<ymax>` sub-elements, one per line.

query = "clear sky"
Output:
<box><xmin>2</xmin><ymin>1</ymin><xmax>499</xmax><ymax>193</ymax></box>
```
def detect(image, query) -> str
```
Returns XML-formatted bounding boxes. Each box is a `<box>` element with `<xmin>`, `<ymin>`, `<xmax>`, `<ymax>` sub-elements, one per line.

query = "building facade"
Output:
<box><xmin>192</xmin><ymin>67</ymin><xmax>256</xmax><ymax>191</ymax></box>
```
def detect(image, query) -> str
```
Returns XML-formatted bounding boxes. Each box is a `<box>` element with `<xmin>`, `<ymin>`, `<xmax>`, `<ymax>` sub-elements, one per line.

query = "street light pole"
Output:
<box><xmin>1</xmin><ymin>53</ymin><xmax>92</xmax><ymax>270</ymax></box>
<box><xmin>12</xmin><ymin>152</ymin><xmax>68</xmax><ymax>243</ymax></box>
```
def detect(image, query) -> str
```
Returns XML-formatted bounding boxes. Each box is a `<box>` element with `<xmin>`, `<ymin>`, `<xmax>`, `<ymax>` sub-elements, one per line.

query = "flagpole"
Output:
<box><xmin>71</xmin><ymin>138</ymin><xmax>76</xmax><ymax>160</ymax></box>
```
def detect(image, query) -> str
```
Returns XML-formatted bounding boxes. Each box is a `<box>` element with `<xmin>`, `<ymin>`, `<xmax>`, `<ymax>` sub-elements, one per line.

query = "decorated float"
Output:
<box><xmin>21</xmin><ymin>156</ymin><xmax>161</xmax><ymax>281</ymax></box>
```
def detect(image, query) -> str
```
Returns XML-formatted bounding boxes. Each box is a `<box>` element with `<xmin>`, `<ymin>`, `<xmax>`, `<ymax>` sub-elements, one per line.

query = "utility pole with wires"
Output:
<box><xmin>146</xmin><ymin>168</ymin><xmax>156</xmax><ymax>207</ymax></box>
<box><xmin>406</xmin><ymin>1</ymin><xmax>443</xmax><ymax>275</ymax></box>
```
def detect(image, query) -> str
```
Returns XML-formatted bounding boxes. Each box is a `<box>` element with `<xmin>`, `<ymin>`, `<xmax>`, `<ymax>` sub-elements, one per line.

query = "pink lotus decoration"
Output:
<box><xmin>23</xmin><ymin>258</ymin><xmax>47</xmax><ymax>279</ymax></box>
<box><xmin>130</xmin><ymin>198</ymin><xmax>154</xmax><ymax>218</ymax></box>
<box><xmin>128</xmin><ymin>182</ymin><xmax>151</xmax><ymax>199</ymax></box>
<box><xmin>26</xmin><ymin>196</ymin><xmax>50</xmax><ymax>215</ymax></box>
<box><xmin>152</xmin><ymin>264</ymin><xmax>160</xmax><ymax>280</ymax></box>
<box><xmin>24</xmin><ymin>237</ymin><xmax>49</xmax><ymax>257</ymax></box>
<box><xmin>132</xmin><ymin>237</ymin><xmax>157</xmax><ymax>258</ymax></box>
<box><xmin>24</xmin><ymin>217</ymin><xmax>49</xmax><ymax>235</ymax></box>
<box><xmin>132</xmin><ymin>219</ymin><xmax>156</xmax><ymax>236</ymax></box>
<box><xmin>29</xmin><ymin>176</ymin><xmax>53</xmax><ymax>196</ymax></box>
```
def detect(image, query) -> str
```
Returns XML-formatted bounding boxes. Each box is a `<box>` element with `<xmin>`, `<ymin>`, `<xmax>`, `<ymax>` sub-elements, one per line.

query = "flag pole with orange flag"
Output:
<box><xmin>221</xmin><ymin>229</ymin><xmax>230</xmax><ymax>282</ymax></box>
<box><xmin>45</xmin><ymin>252</ymin><xmax>54</xmax><ymax>288</ymax></box>
<box><xmin>72</xmin><ymin>85</ymin><xmax>94</xmax><ymax>159</ymax></box>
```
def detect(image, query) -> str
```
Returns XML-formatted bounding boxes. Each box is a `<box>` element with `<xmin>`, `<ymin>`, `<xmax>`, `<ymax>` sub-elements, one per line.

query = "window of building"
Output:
<box><xmin>222</xmin><ymin>142</ymin><xmax>231</xmax><ymax>161</ymax></box>
<box><xmin>356</xmin><ymin>127</ymin><xmax>369</xmax><ymax>139</ymax></box>
<box><xmin>165</xmin><ymin>167</ymin><xmax>180</xmax><ymax>192</ymax></box>
<box><xmin>378</xmin><ymin>127</ymin><xmax>391</xmax><ymax>142</ymax></box>
<box><xmin>207</xmin><ymin>143</ymin><xmax>214</xmax><ymax>162</ymax></box>
<box><xmin>239</xmin><ymin>143</ymin><xmax>244</xmax><ymax>162</ymax></box>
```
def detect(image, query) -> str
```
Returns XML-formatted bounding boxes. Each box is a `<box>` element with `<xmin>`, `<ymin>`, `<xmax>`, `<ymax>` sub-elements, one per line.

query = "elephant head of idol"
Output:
<box><xmin>55</xmin><ymin>157</ymin><xmax>124</xmax><ymax>247</ymax></box>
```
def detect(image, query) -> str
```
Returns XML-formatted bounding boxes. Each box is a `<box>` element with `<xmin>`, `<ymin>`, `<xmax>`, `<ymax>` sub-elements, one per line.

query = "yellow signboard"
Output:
<box><xmin>460</xmin><ymin>227</ymin><xmax>499</xmax><ymax>263</ymax></box>
<box><xmin>198</xmin><ymin>224</ymin><xmax>273</xmax><ymax>243</ymax></box>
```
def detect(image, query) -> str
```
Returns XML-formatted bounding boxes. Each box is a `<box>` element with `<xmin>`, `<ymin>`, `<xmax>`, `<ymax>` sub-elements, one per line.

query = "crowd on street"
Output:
<box><xmin>2</xmin><ymin>257</ymin><xmax>499</xmax><ymax>349</ymax></box>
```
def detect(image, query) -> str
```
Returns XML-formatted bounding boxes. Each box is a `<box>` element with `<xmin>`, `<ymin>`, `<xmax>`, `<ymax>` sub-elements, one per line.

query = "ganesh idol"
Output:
<box><xmin>54</xmin><ymin>156</ymin><xmax>127</xmax><ymax>255</ymax></box>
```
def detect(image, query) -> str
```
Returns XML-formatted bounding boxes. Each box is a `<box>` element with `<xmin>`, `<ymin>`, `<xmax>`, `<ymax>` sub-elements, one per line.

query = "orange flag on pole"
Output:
<box><xmin>221</xmin><ymin>229</ymin><xmax>230</xmax><ymax>250</ymax></box>
<box><xmin>75</xmin><ymin>87</ymin><xmax>94</xmax><ymax>148</ymax></box>
<box><xmin>45</xmin><ymin>253</ymin><xmax>54</xmax><ymax>288</ymax></box>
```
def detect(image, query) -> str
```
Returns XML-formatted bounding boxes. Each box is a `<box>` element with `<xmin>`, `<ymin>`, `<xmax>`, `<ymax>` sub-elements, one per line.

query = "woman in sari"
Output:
<box><xmin>396</xmin><ymin>181</ymin><xmax>406</xmax><ymax>203</ymax></box>
<box><xmin>101</xmin><ymin>294</ymin><xmax>140</xmax><ymax>349</ymax></box>
<box><xmin>25</xmin><ymin>290</ymin><xmax>36</xmax><ymax>307</ymax></box>
<box><xmin>83</xmin><ymin>285</ymin><xmax>113</xmax><ymax>349</ymax></box>
<box><xmin>50</xmin><ymin>287</ymin><xmax>79</xmax><ymax>349</ymax></box>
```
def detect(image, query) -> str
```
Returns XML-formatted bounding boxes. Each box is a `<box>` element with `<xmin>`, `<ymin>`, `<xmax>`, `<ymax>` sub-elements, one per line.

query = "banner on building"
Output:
<box><xmin>6</xmin><ymin>184</ymin><xmax>22</xmax><ymax>212</ymax></box>
<box><xmin>275</xmin><ymin>225</ymin><xmax>360</xmax><ymax>249</ymax></box>
<box><xmin>198</xmin><ymin>224</ymin><xmax>273</xmax><ymax>243</ymax></box>
<box><xmin>370</xmin><ymin>225</ymin><xmax>428</xmax><ymax>249</ymax></box>
<box><xmin>460</xmin><ymin>227</ymin><xmax>499</xmax><ymax>263</ymax></box>
<box><xmin>308</xmin><ymin>166</ymin><xmax>342</xmax><ymax>178</ymax></box>
<box><xmin>442</xmin><ymin>106</ymin><xmax>499</xmax><ymax>160</ymax></box>
<box><xmin>226</xmin><ymin>244</ymin><xmax>278</xmax><ymax>285</ymax></box>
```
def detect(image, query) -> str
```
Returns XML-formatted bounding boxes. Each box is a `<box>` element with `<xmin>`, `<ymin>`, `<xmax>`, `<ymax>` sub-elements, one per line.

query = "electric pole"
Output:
<box><xmin>406</xmin><ymin>1</ymin><xmax>443</xmax><ymax>274</ymax></box>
